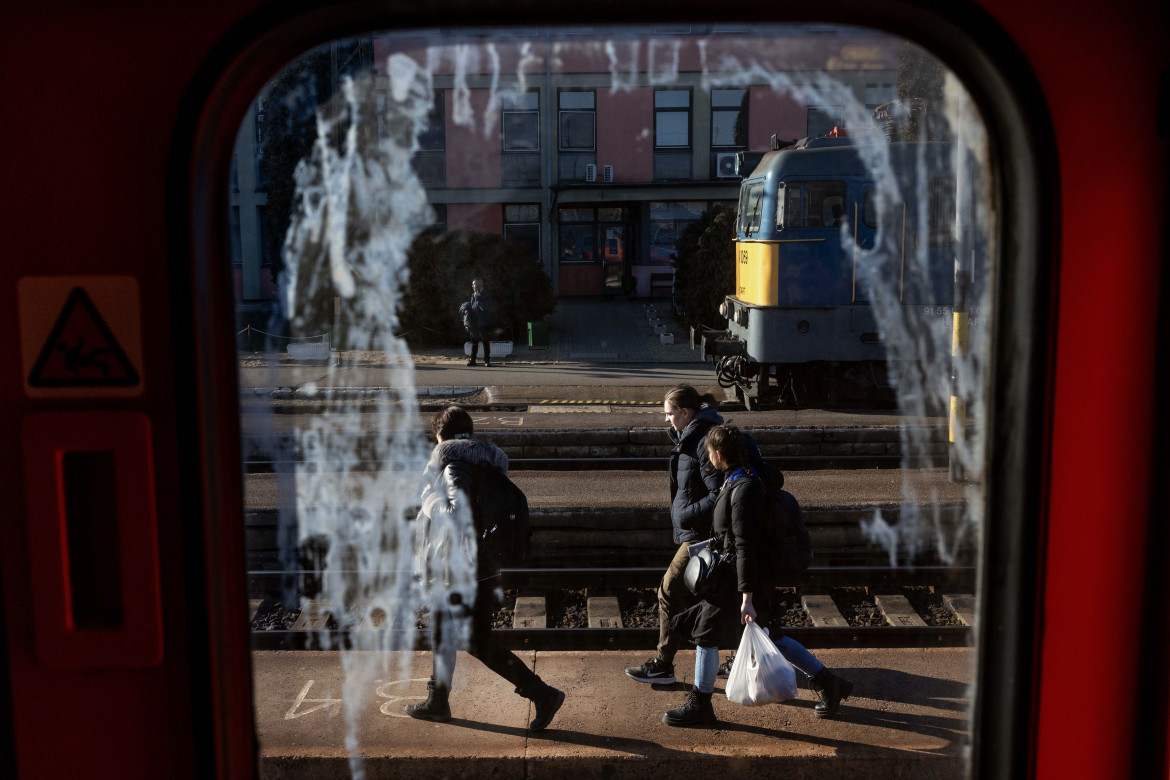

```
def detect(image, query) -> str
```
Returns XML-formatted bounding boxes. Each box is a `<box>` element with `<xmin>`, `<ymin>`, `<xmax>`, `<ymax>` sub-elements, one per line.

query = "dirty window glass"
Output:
<box><xmin>231</xmin><ymin>23</ymin><xmax>996</xmax><ymax>778</ymax></box>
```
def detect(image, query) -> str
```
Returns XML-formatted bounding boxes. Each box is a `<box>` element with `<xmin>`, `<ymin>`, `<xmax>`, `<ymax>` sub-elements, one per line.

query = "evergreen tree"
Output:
<box><xmin>673</xmin><ymin>205</ymin><xmax>736</xmax><ymax>330</ymax></box>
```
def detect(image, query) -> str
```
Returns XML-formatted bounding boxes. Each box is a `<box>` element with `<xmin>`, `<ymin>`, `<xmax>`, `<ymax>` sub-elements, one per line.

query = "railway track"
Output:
<box><xmin>248</xmin><ymin>566</ymin><xmax>976</xmax><ymax>651</ymax></box>
<box><xmin>241</xmin><ymin>454</ymin><xmax>936</xmax><ymax>472</ymax></box>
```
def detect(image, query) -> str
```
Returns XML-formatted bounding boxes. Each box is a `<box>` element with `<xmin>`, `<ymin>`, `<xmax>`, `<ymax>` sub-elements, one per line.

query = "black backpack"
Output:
<box><xmin>473</xmin><ymin>465</ymin><xmax>531</xmax><ymax>569</ymax></box>
<box><xmin>765</xmin><ymin>486</ymin><xmax>812</xmax><ymax>574</ymax></box>
<box><xmin>736</xmin><ymin>457</ymin><xmax>812</xmax><ymax>575</ymax></box>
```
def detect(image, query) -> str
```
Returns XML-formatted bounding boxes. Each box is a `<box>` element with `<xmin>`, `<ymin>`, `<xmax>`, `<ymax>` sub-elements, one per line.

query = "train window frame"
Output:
<box><xmin>739</xmin><ymin>179</ymin><xmax>766</xmax><ymax>236</ymax></box>
<box><xmin>176</xmin><ymin>4</ymin><xmax>1058</xmax><ymax>778</ymax></box>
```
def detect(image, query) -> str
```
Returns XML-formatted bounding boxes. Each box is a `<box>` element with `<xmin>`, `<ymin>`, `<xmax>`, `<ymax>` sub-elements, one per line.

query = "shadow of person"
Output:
<box><xmin>711</xmin><ymin>665</ymin><xmax>972</xmax><ymax>751</ymax></box>
<box><xmin>443</xmin><ymin>718</ymin><xmax>717</xmax><ymax>761</ymax></box>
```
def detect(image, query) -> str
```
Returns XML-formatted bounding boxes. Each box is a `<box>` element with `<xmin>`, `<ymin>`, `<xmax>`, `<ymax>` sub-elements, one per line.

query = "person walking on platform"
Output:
<box><xmin>624</xmin><ymin>384</ymin><xmax>735</xmax><ymax>686</ymax></box>
<box><xmin>460</xmin><ymin>277</ymin><xmax>493</xmax><ymax>366</ymax></box>
<box><xmin>661</xmin><ymin>424</ymin><xmax>853</xmax><ymax>727</ymax></box>
<box><xmin>407</xmin><ymin>405</ymin><xmax>565</xmax><ymax>730</ymax></box>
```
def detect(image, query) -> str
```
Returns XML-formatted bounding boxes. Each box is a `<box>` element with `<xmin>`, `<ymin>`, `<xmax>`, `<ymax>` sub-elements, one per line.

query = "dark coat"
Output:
<box><xmin>420</xmin><ymin>436</ymin><xmax>510</xmax><ymax>578</ymax></box>
<box><xmin>714</xmin><ymin>473</ymin><xmax>771</xmax><ymax>594</ymax></box>
<box><xmin>670</xmin><ymin>470</ymin><xmax>777</xmax><ymax>648</ymax></box>
<box><xmin>462</xmin><ymin>291</ymin><xmax>493</xmax><ymax>331</ymax></box>
<box><xmin>667</xmin><ymin>406</ymin><xmax>724</xmax><ymax>543</ymax></box>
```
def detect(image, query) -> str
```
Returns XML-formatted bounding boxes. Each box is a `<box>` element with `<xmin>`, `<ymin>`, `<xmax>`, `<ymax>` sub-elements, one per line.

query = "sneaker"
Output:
<box><xmin>624</xmin><ymin>658</ymin><xmax>676</xmax><ymax>685</ymax></box>
<box><xmin>484</xmin><ymin>360</ymin><xmax>492</xmax><ymax>366</ymax></box>
<box><xmin>716</xmin><ymin>653</ymin><xmax>735</xmax><ymax>679</ymax></box>
<box><xmin>466</xmin><ymin>359</ymin><xmax>476</xmax><ymax>366</ymax></box>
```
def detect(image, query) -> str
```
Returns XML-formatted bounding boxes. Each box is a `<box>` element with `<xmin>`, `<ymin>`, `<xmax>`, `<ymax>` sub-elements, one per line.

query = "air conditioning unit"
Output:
<box><xmin>602</xmin><ymin>164</ymin><xmax>614</xmax><ymax>183</ymax></box>
<box><xmin>715</xmin><ymin>152</ymin><xmax>739</xmax><ymax>179</ymax></box>
<box><xmin>585</xmin><ymin>163</ymin><xmax>597</xmax><ymax>182</ymax></box>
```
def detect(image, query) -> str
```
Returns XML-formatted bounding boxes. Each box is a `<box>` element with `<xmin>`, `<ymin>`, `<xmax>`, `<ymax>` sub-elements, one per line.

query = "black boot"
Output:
<box><xmin>662</xmin><ymin>689</ymin><xmax>716</xmax><ymax>727</ymax></box>
<box><xmin>809</xmin><ymin>668</ymin><xmax>853</xmax><ymax>718</ymax></box>
<box><xmin>405</xmin><ymin>677</ymin><xmax>451</xmax><ymax>722</ymax></box>
<box><xmin>521</xmin><ymin>680</ymin><xmax>565</xmax><ymax>731</ymax></box>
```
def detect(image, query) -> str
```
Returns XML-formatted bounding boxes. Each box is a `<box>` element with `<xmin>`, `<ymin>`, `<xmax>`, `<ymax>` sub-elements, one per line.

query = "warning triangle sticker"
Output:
<box><xmin>28</xmin><ymin>287</ymin><xmax>140</xmax><ymax>387</ymax></box>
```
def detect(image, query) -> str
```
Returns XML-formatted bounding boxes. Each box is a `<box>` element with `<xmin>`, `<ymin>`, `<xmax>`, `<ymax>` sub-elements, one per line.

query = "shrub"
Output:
<box><xmin>674</xmin><ymin>204</ymin><xmax>736</xmax><ymax>331</ymax></box>
<box><xmin>400</xmin><ymin>230</ymin><xmax>556</xmax><ymax>345</ymax></box>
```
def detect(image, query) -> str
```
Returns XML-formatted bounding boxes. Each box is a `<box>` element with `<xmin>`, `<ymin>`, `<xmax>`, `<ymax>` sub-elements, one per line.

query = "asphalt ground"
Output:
<box><xmin>253</xmin><ymin>647</ymin><xmax>974</xmax><ymax>779</ymax></box>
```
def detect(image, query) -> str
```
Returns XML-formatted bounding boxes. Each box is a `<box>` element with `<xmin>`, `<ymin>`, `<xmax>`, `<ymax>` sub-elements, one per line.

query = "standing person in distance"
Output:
<box><xmin>661</xmin><ymin>424</ymin><xmax>853</xmax><ymax>727</ymax></box>
<box><xmin>407</xmin><ymin>405</ymin><xmax>565</xmax><ymax>730</ymax></box>
<box><xmin>624</xmin><ymin>384</ymin><xmax>733</xmax><ymax>685</ymax></box>
<box><xmin>460</xmin><ymin>277</ymin><xmax>493</xmax><ymax>366</ymax></box>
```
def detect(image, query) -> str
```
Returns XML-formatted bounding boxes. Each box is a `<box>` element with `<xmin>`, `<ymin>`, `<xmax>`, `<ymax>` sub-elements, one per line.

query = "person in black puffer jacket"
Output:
<box><xmin>406</xmin><ymin>405</ymin><xmax>565</xmax><ymax>731</ymax></box>
<box><xmin>661</xmin><ymin>425</ymin><xmax>853</xmax><ymax>727</ymax></box>
<box><xmin>624</xmin><ymin>384</ymin><xmax>728</xmax><ymax>686</ymax></box>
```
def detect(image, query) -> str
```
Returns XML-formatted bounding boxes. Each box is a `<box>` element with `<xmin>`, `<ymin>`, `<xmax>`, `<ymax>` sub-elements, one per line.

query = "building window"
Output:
<box><xmin>412</xmin><ymin>91</ymin><xmax>446</xmax><ymax>186</ymax></box>
<box><xmin>253</xmin><ymin>97</ymin><xmax>267</xmax><ymax>190</ymax></box>
<box><xmin>257</xmin><ymin>205</ymin><xmax>271</xmax><ymax>266</ymax></box>
<box><xmin>865</xmin><ymin>83</ymin><xmax>898</xmax><ymax>111</ymax></box>
<box><xmin>711</xmin><ymin>89</ymin><xmax>747</xmax><ymax>148</ymax></box>
<box><xmin>558</xmin><ymin>90</ymin><xmax>596</xmax><ymax>183</ymax></box>
<box><xmin>422</xmin><ymin>203</ymin><xmax>447</xmax><ymax>235</ymax></box>
<box><xmin>711</xmin><ymin>87</ymin><xmax>747</xmax><ymax>179</ymax></box>
<box><xmin>807</xmin><ymin>105</ymin><xmax>843</xmax><ymax>138</ymax></box>
<box><xmin>502</xmin><ymin>90</ymin><xmax>540</xmax><ymax>187</ymax></box>
<box><xmin>655</xmin><ymin>89</ymin><xmax>690</xmax><ymax>147</ymax></box>
<box><xmin>654</xmin><ymin>89</ymin><xmax>691</xmax><ymax>180</ymax></box>
<box><xmin>230</xmin><ymin>207</ymin><xmax>242</xmax><ymax>265</ymax></box>
<box><xmin>649</xmin><ymin>201</ymin><xmax>707</xmax><ymax>266</ymax></box>
<box><xmin>504</xmin><ymin>203</ymin><xmax>540</xmax><ymax>262</ymax></box>
<box><xmin>558</xmin><ymin>206</ymin><xmax>632</xmax><ymax>262</ymax></box>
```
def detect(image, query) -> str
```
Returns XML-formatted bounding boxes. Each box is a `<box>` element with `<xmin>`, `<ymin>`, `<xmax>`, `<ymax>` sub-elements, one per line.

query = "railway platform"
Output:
<box><xmin>254</xmin><ymin>647</ymin><xmax>972</xmax><ymax>779</ymax></box>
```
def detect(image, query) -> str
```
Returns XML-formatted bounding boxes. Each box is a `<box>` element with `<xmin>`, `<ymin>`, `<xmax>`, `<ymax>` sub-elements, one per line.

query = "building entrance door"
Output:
<box><xmin>600</xmin><ymin>223</ymin><xmax>628</xmax><ymax>294</ymax></box>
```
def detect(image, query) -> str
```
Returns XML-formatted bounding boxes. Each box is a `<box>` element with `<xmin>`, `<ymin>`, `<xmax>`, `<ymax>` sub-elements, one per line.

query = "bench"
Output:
<box><xmin>650</xmin><ymin>271</ymin><xmax>675</xmax><ymax>298</ymax></box>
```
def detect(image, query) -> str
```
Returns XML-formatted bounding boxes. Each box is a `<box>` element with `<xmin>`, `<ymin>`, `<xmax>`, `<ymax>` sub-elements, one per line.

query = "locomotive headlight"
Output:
<box><xmin>719</xmin><ymin>301</ymin><xmax>729</xmax><ymax>318</ymax></box>
<box><xmin>735</xmin><ymin>308</ymin><xmax>749</xmax><ymax>327</ymax></box>
<box><xmin>797</xmin><ymin>319</ymin><xmax>811</xmax><ymax>335</ymax></box>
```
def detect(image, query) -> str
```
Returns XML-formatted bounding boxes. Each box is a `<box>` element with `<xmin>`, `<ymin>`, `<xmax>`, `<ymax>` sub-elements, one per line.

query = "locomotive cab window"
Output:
<box><xmin>223</xmin><ymin>19</ymin><xmax>1012</xmax><ymax>779</ymax></box>
<box><xmin>740</xmin><ymin>180</ymin><xmax>765</xmax><ymax>236</ymax></box>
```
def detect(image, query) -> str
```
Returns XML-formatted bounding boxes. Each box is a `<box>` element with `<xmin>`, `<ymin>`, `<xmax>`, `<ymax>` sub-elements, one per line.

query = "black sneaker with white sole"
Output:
<box><xmin>624</xmin><ymin>658</ymin><xmax>676</xmax><ymax>684</ymax></box>
<box><xmin>716</xmin><ymin>653</ymin><xmax>735</xmax><ymax>679</ymax></box>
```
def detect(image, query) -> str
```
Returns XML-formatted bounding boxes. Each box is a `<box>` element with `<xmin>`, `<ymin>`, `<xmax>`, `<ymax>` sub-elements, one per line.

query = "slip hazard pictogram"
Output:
<box><xmin>28</xmin><ymin>288</ymin><xmax>139</xmax><ymax>387</ymax></box>
<box><xmin>19</xmin><ymin>275</ymin><xmax>144</xmax><ymax>398</ymax></box>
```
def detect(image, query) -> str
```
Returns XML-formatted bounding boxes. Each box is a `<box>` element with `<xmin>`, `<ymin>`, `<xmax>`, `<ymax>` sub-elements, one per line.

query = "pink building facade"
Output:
<box><xmin>233</xmin><ymin>29</ymin><xmax>898</xmax><ymax>301</ymax></box>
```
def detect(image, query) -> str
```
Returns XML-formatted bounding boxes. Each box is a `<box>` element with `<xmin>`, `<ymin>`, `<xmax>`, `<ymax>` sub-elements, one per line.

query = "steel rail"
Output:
<box><xmin>241</xmin><ymin>455</ymin><xmax>936</xmax><ymax>473</ymax></box>
<box><xmin>247</xmin><ymin>566</ymin><xmax>976</xmax><ymax>592</ymax></box>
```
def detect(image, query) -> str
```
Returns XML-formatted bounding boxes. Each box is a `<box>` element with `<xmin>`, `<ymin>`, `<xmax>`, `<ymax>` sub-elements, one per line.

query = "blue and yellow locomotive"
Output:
<box><xmin>696</xmin><ymin>133</ymin><xmax>976</xmax><ymax>409</ymax></box>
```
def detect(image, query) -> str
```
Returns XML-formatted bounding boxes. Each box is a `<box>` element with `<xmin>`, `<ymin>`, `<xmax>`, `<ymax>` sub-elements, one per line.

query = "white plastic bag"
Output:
<box><xmin>724</xmin><ymin>620</ymin><xmax>798</xmax><ymax>706</ymax></box>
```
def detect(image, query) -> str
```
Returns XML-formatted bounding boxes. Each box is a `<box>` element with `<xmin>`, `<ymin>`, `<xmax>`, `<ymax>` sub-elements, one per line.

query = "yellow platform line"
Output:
<box><xmin>537</xmin><ymin>399</ymin><xmax>656</xmax><ymax>406</ymax></box>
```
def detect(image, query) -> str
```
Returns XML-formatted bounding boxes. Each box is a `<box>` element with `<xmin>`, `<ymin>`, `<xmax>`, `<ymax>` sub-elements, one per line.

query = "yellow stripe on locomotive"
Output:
<box><xmin>735</xmin><ymin>238</ymin><xmax>831</xmax><ymax>306</ymax></box>
<box><xmin>734</xmin><ymin>240</ymin><xmax>779</xmax><ymax>306</ymax></box>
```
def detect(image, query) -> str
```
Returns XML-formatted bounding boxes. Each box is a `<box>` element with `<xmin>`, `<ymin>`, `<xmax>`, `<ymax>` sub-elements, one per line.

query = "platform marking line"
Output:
<box><xmin>536</xmin><ymin>399</ymin><xmax>656</xmax><ymax>406</ymax></box>
<box><xmin>285</xmin><ymin>680</ymin><xmax>343</xmax><ymax>720</ymax></box>
<box><xmin>472</xmin><ymin>415</ymin><xmax>524</xmax><ymax>426</ymax></box>
<box><xmin>376</xmin><ymin>677</ymin><xmax>431</xmax><ymax>718</ymax></box>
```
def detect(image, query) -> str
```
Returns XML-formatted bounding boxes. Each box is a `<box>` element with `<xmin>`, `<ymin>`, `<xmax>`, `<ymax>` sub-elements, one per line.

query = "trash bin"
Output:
<box><xmin>527</xmin><ymin>320</ymin><xmax>550</xmax><ymax>347</ymax></box>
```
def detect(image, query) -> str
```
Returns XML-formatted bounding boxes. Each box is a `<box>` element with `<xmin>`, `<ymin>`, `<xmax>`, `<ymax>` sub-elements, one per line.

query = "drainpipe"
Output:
<box><xmin>545</xmin><ymin>30</ymin><xmax>555</xmax><ymax>287</ymax></box>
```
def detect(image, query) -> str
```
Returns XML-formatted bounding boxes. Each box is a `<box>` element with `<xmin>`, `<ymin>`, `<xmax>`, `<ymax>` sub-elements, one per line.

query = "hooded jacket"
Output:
<box><xmin>667</xmin><ymin>405</ymin><xmax>724</xmax><ymax>543</ymax></box>
<box><xmin>420</xmin><ymin>436</ymin><xmax>510</xmax><ymax>576</ymax></box>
